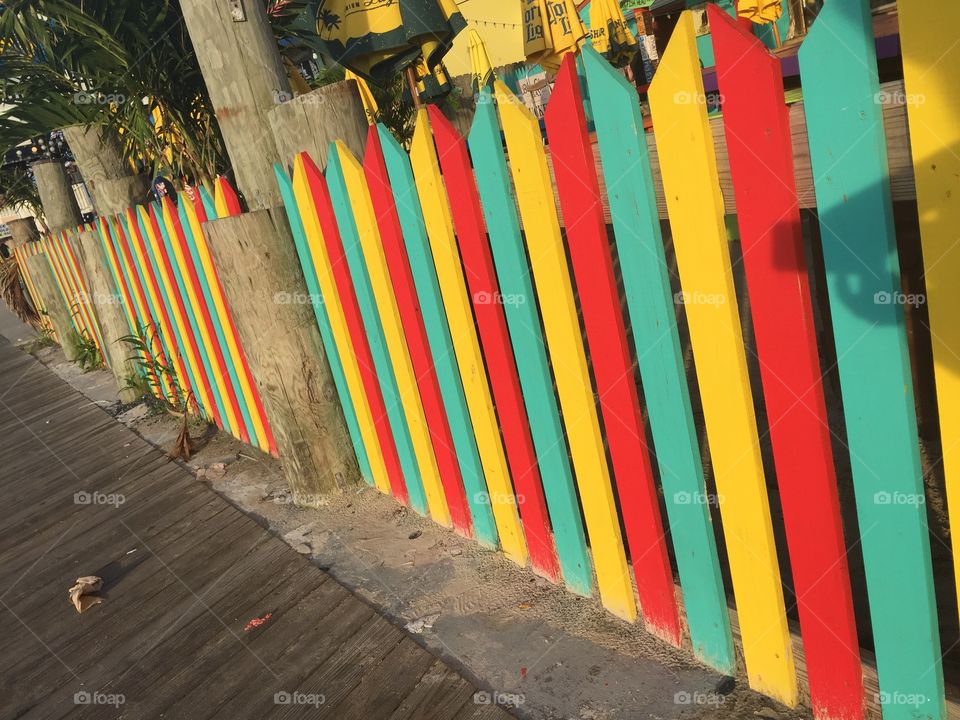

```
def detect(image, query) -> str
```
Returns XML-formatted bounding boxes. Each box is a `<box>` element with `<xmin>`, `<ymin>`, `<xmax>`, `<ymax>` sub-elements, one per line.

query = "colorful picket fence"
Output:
<box><xmin>19</xmin><ymin>185</ymin><xmax>278</xmax><ymax>456</ymax></box>
<box><xmin>268</xmin><ymin>6</ymin><xmax>951</xmax><ymax>720</ymax></box>
<box><xmin>12</xmin><ymin>240</ymin><xmax>57</xmax><ymax>342</ymax></box>
<box><xmin>12</xmin><ymin>2</ymin><xmax>955</xmax><ymax>718</ymax></box>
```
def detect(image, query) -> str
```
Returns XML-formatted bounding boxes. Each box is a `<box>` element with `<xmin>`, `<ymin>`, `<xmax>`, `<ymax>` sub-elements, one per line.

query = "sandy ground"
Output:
<box><xmin>16</xmin><ymin>341</ymin><xmax>812</xmax><ymax>720</ymax></box>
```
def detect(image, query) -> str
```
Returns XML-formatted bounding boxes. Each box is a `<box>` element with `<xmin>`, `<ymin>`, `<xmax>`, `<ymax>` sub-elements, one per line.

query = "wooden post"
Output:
<box><xmin>72</xmin><ymin>230</ymin><xmax>138</xmax><ymax>401</ymax></box>
<box><xmin>178</xmin><ymin>0</ymin><xmax>289</xmax><ymax>211</ymax></box>
<box><xmin>6</xmin><ymin>218</ymin><xmax>39</xmax><ymax>249</ymax></box>
<box><xmin>32</xmin><ymin>159</ymin><xmax>83</xmax><ymax>233</ymax></box>
<box><xmin>23</xmin><ymin>253</ymin><xmax>78</xmax><ymax>361</ymax></box>
<box><xmin>205</xmin><ymin>208</ymin><xmax>360</xmax><ymax>500</ymax></box>
<box><xmin>268</xmin><ymin>80</ymin><xmax>368</xmax><ymax>170</ymax></box>
<box><xmin>61</xmin><ymin>125</ymin><xmax>151</xmax><ymax>216</ymax></box>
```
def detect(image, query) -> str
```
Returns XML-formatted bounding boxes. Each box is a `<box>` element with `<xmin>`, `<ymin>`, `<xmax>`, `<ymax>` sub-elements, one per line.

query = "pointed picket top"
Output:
<box><xmin>649</xmin><ymin>10</ymin><xmax>796</xmax><ymax>705</ymax></box>
<box><xmin>408</xmin><ymin>107</ymin><xmax>529</xmax><ymax>567</ymax></box>
<box><xmin>375</xmin><ymin>122</ymin><xmax>500</xmax><ymax>550</ymax></box>
<box><xmin>799</xmin><ymin>1</ymin><xmax>945</xmax><ymax>718</ymax></box>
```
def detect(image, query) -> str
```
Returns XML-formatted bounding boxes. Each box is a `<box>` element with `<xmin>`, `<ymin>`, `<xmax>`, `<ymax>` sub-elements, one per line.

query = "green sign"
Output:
<box><xmin>621</xmin><ymin>0</ymin><xmax>656</xmax><ymax>9</ymax></box>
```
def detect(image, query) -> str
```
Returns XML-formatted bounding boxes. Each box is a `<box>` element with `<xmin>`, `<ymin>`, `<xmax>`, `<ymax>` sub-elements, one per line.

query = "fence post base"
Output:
<box><xmin>205</xmin><ymin>208</ymin><xmax>360</xmax><ymax>501</ymax></box>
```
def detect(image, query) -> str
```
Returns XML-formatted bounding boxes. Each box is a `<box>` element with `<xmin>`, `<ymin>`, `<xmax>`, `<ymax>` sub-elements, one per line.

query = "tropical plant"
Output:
<box><xmin>0</xmin><ymin>252</ymin><xmax>40</xmax><ymax>327</ymax></box>
<box><xmin>0</xmin><ymin>161</ymin><xmax>46</xmax><ymax>223</ymax></box>
<box><xmin>67</xmin><ymin>328</ymin><xmax>103</xmax><ymax>371</ymax></box>
<box><xmin>0</xmin><ymin>0</ymin><xmax>229</xmax><ymax>183</ymax></box>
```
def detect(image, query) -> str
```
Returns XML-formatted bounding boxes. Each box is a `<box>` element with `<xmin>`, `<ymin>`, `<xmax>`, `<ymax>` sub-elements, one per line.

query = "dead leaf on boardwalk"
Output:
<box><xmin>168</xmin><ymin>392</ymin><xmax>196</xmax><ymax>462</ymax></box>
<box><xmin>68</xmin><ymin>576</ymin><xmax>103</xmax><ymax>613</ymax></box>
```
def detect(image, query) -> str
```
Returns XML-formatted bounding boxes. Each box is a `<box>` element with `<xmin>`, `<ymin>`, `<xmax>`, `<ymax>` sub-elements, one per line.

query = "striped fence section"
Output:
<box><xmin>13</xmin><ymin>240</ymin><xmax>58</xmax><ymax>342</ymax></box>
<box><xmin>14</xmin><ymin>3</ymin><xmax>957</xmax><ymax>717</ymax></box>
<box><xmin>265</xmin><ymin>4</ymin><xmax>950</xmax><ymax>719</ymax></box>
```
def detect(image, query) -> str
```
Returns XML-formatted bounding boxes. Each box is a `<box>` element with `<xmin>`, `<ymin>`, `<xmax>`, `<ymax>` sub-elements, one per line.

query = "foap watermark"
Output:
<box><xmin>273</xmin><ymin>89</ymin><xmax>327</xmax><ymax>105</ymax></box>
<box><xmin>273</xmin><ymin>291</ymin><xmax>323</xmax><ymax>306</ymax></box>
<box><xmin>273</xmin><ymin>691</ymin><xmax>325</xmax><ymax>707</ymax></box>
<box><xmin>874</xmin><ymin>491</ymin><xmax>924</xmax><ymax>507</ymax></box>
<box><xmin>473</xmin><ymin>290</ymin><xmax>526</xmax><ymax>307</ymax></box>
<box><xmin>74</xmin><ymin>690</ymin><xmax>125</xmax><ymax>708</ymax></box>
<box><xmin>474</xmin><ymin>691</ymin><xmax>525</xmax><ymax>708</ymax></box>
<box><xmin>874</xmin><ymin>290</ymin><xmax>925</xmax><ymax>307</ymax></box>
<box><xmin>674</xmin><ymin>691</ymin><xmax>726</xmax><ymax>706</ymax></box>
<box><xmin>876</xmin><ymin>691</ymin><xmax>927</xmax><ymax>709</ymax></box>
<box><xmin>674</xmin><ymin>290</ymin><xmax>726</xmax><ymax>308</ymax></box>
<box><xmin>474</xmin><ymin>491</ymin><xmax>525</xmax><ymax>506</ymax></box>
<box><xmin>74</xmin><ymin>90</ymin><xmax>126</xmax><ymax>106</ymax></box>
<box><xmin>674</xmin><ymin>491</ymin><xmax>722</xmax><ymax>507</ymax></box>
<box><xmin>874</xmin><ymin>89</ymin><xmax>926</xmax><ymax>107</ymax></box>
<box><xmin>74</xmin><ymin>491</ymin><xmax>125</xmax><ymax>508</ymax></box>
<box><xmin>672</xmin><ymin>90</ymin><xmax>723</xmax><ymax>106</ymax></box>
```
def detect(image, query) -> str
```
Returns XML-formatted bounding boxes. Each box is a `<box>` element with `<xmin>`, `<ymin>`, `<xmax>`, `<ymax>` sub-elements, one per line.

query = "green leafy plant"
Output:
<box><xmin>117</xmin><ymin>322</ymin><xmax>198</xmax><ymax>416</ymax></box>
<box><xmin>25</xmin><ymin>323</ymin><xmax>57</xmax><ymax>353</ymax></box>
<box><xmin>68</xmin><ymin>328</ymin><xmax>103</xmax><ymax>371</ymax></box>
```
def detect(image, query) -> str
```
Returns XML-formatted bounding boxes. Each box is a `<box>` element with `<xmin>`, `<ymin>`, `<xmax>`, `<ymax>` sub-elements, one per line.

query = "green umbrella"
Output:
<box><xmin>300</xmin><ymin>0</ymin><xmax>466</xmax><ymax>89</ymax></box>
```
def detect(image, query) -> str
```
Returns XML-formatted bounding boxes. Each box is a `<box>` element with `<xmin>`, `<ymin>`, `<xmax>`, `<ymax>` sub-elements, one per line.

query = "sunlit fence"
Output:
<box><xmin>15</xmin><ymin>4</ymin><xmax>960</xmax><ymax>719</ymax></box>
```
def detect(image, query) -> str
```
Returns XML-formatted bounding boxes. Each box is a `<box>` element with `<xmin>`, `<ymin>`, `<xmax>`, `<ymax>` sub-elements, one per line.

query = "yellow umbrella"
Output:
<box><xmin>737</xmin><ymin>0</ymin><xmax>783</xmax><ymax>46</ymax></box>
<box><xmin>736</xmin><ymin>0</ymin><xmax>783</xmax><ymax>23</ymax></box>
<box><xmin>522</xmin><ymin>0</ymin><xmax>588</xmax><ymax>74</ymax></box>
<box><xmin>589</xmin><ymin>0</ymin><xmax>639</xmax><ymax>68</ymax></box>
<box><xmin>345</xmin><ymin>69</ymin><xmax>379</xmax><ymax>125</ymax></box>
<box><xmin>309</xmin><ymin>0</ymin><xmax>465</xmax><ymax>86</ymax></box>
<box><xmin>467</xmin><ymin>29</ymin><xmax>495</xmax><ymax>91</ymax></box>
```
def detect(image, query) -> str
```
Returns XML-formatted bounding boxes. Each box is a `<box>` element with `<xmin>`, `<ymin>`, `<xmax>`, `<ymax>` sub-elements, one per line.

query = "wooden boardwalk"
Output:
<box><xmin>0</xmin><ymin>337</ymin><xmax>514</xmax><ymax>720</ymax></box>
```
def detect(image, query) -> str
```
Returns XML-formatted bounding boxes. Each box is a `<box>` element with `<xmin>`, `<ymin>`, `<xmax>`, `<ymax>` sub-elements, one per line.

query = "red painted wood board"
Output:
<box><xmin>428</xmin><ymin>105</ymin><xmax>561</xmax><ymax>581</ymax></box>
<box><xmin>362</xmin><ymin>126</ymin><xmax>474</xmax><ymax>535</ymax></box>
<box><xmin>544</xmin><ymin>54</ymin><xmax>680</xmax><ymax>644</ymax></box>
<box><xmin>300</xmin><ymin>152</ymin><xmax>410</xmax><ymax>504</ymax></box>
<box><xmin>710</xmin><ymin>8</ymin><xmax>863</xmax><ymax>719</ymax></box>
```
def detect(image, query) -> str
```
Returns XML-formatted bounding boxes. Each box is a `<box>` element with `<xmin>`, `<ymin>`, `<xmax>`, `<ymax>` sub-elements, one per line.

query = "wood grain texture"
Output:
<box><xmin>409</xmin><ymin>109</ymin><xmax>528</xmax><ymax>566</ymax></box>
<box><xmin>363</xmin><ymin>128</ymin><xmax>474</xmax><ymax>535</ymax></box>
<box><xmin>582</xmin><ymin>45</ymin><xmax>735</xmax><ymax>673</ymax></box>
<box><xmin>275</xmin><ymin>163</ymin><xmax>376</xmax><ymax>487</ymax></box>
<box><xmin>710</xmin><ymin>9</ymin><xmax>863</xmax><ymax>719</ymax></box>
<box><xmin>649</xmin><ymin>11</ymin><xmax>795</xmax><ymax>704</ymax></box>
<box><xmin>178</xmin><ymin>0</ymin><xmax>288</xmax><ymax>209</ymax></box>
<box><xmin>429</xmin><ymin>106</ymin><xmax>559</xmax><ymax>578</ymax></box>
<box><xmin>72</xmin><ymin>230</ymin><xmax>138</xmax><ymax>402</ymax></box>
<box><xmin>60</xmin><ymin>125</ymin><xmax>150</xmax><ymax>216</ymax></box>
<box><xmin>495</xmin><ymin>81</ymin><xmax>635</xmax><ymax>619</ymax></box>
<box><xmin>900</xmin><ymin>0</ymin><xmax>960</xmax><ymax>636</ymax></box>
<box><xmin>334</xmin><ymin>141</ymin><xmax>452</xmax><ymax>528</ymax></box>
<box><xmin>181</xmin><ymin>193</ymin><xmax>276</xmax><ymax>454</ymax></box>
<box><xmin>22</xmin><ymin>253</ymin><xmax>76</xmax><ymax>360</ymax></box>
<box><xmin>32</xmin><ymin>159</ymin><xmax>82</xmax><ymax>233</ymax></box>
<box><xmin>799</xmin><ymin>1</ymin><xmax>944</xmax><ymax>717</ymax></box>
<box><xmin>378</xmin><ymin>126</ymin><xmax>500</xmax><ymax>549</ymax></box>
<box><xmin>269</xmin><ymin>80</ymin><xmax>368</xmax><ymax>171</ymax></box>
<box><xmin>546</xmin><ymin>55</ymin><xmax>680</xmax><ymax>639</ymax></box>
<box><xmin>206</xmin><ymin>209</ymin><xmax>361</xmax><ymax>500</ymax></box>
<box><xmin>468</xmin><ymin>89</ymin><xmax>591</xmax><ymax>594</ymax></box>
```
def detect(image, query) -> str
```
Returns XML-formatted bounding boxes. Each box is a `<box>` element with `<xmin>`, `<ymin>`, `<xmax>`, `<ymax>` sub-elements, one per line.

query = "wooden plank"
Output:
<box><xmin>468</xmin><ymin>87</ymin><xmax>591</xmax><ymax>595</ymax></box>
<box><xmin>710</xmin><ymin>9</ymin><xmax>863</xmax><ymax>718</ymax></box>
<box><xmin>324</xmin><ymin>150</ymin><xmax>438</xmax><ymax>512</ymax></box>
<box><xmin>429</xmin><ymin>106</ymin><xmax>559</xmax><ymax>578</ymax></box>
<box><xmin>900</xmin><ymin>0</ymin><xmax>960</xmax><ymax>632</ymax></box>
<box><xmin>333</xmin><ymin>141</ymin><xmax>453</xmax><ymax>528</ymax></box>
<box><xmin>799</xmin><ymin>2</ymin><xmax>945</xmax><ymax>718</ymax></box>
<box><xmin>159</xmin><ymin>198</ymin><xmax>247</xmax><ymax>442</ymax></box>
<box><xmin>362</xmin><ymin>127</ymin><xmax>474</xmax><ymax>535</ymax></box>
<box><xmin>138</xmin><ymin>205</ymin><xmax>215</xmax><ymax>419</ymax></box>
<box><xmin>408</xmin><ymin>108</ymin><xmax>528</xmax><ymax>566</ymax></box>
<box><xmin>297</xmin><ymin>152</ymin><xmax>416</xmax><ymax>505</ymax></box>
<box><xmin>204</xmin><ymin>209</ymin><xmax>362</xmax><ymax>498</ymax></box>
<box><xmin>582</xmin><ymin>45</ymin><xmax>735</xmax><ymax>673</ymax></box>
<box><xmin>494</xmin><ymin>81</ymin><xmax>635</xmax><ymax>620</ymax></box>
<box><xmin>181</xmin><ymin>193</ymin><xmax>277</xmax><ymax>454</ymax></box>
<box><xmin>546</xmin><ymin>54</ymin><xmax>679</xmax><ymax>639</ymax></box>
<box><xmin>275</xmin><ymin>163</ymin><xmax>375</xmax><ymax>486</ymax></box>
<box><xmin>648</xmin><ymin>11</ymin><xmax>795</xmax><ymax>704</ymax></box>
<box><xmin>148</xmin><ymin>202</ymin><xmax>229</xmax><ymax>430</ymax></box>
<box><xmin>377</xmin><ymin>126</ymin><xmax>500</xmax><ymax>549</ymax></box>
